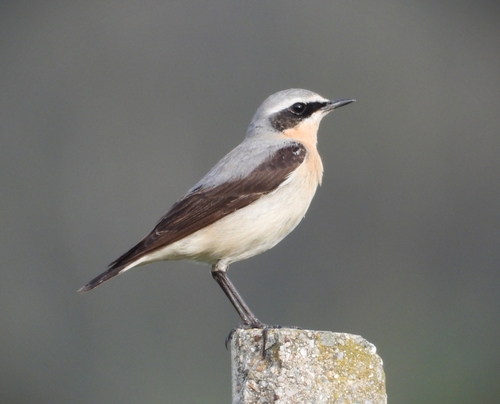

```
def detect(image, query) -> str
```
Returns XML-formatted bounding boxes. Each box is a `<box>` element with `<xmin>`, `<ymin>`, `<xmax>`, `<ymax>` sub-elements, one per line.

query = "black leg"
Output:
<box><xmin>211</xmin><ymin>269</ymin><xmax>266</xmax><ymax>328</ymax></box>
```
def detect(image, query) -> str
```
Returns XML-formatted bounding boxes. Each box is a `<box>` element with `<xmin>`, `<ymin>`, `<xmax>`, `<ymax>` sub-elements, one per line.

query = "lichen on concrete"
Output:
<box><xmin>231</xmin><ymin>328</ymin><xmax>386</xmax><ymax>404</ymax></box>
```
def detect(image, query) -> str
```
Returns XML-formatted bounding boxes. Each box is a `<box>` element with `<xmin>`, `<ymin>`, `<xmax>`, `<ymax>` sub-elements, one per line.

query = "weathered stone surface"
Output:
<box><xmin>231</xmin><ymin>328</ymin><xmax>386</xmax><ymax>404</ymax></box>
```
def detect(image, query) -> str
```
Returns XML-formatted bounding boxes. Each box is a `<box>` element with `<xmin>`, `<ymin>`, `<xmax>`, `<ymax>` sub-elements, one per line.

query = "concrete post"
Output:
<box><xmin>231</xmin><ymin>328</ymin><xmax>386</xmax><ymax>404</ymax></box>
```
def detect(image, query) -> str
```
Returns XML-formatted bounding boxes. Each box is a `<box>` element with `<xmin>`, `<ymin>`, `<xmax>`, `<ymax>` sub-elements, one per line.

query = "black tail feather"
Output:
<box><xmin>78</xmin><ymin>263</ymin><xmax>126</xmax><ymax>293</ymax></box>
<box><xmin>78</xmin><ymin>237</ymin><xmax>151</xmax><ymax>293</ymax></box>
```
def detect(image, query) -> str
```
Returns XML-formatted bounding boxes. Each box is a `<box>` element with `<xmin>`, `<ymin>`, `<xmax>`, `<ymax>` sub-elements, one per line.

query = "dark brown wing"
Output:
<box><xmin>79</xmin><ymin>143</ymin><xmax>306</xmax><ymax>292</ymax></box>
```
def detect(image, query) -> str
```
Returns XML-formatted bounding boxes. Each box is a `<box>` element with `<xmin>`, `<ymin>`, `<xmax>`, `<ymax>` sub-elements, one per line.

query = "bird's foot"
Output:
<box><xmin>225</xmin><ymin>322</ymin><xmax>267</xmax><ymax>350</ymax></box>
<box><xmin>225</xmin><ymin>324</ymin><xmax>302</xmax><ymax>358</ymax></box>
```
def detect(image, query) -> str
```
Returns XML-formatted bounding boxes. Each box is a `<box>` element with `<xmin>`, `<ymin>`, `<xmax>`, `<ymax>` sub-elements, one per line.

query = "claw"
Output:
<box><xmin>225</xmin><ymin>323</ymin><xmax>266</xmax><ymax>350</ymax></box>
<box><xmin>225</xmin><ymin>324</ymin><xmax>302</xmax><ymax>358</ymax></box>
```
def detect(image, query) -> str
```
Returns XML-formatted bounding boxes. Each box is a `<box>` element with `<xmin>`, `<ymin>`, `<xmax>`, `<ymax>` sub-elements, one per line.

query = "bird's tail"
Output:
<box><xmin>78</xmin><ymin>235</ymin><xmax>151</xmax><ymax>293</ymax></box>
<box><xmin>77</xmin><ymin>263</ymin><xmax>129</xmax><ymax>293</ymax></box>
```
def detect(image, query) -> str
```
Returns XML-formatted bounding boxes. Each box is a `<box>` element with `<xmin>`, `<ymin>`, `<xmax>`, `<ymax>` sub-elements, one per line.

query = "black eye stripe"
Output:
<box><xmin>270</xmin><ymin>101</ymin><xmax>328</xmax><ymax>131</ymax></box>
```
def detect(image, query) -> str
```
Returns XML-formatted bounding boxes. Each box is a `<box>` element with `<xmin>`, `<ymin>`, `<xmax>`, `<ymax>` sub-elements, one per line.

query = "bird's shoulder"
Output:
<box><xmin>190</xmin><ymin>137</ymin><xmax>307</xmax><ymax>191</ymax></box>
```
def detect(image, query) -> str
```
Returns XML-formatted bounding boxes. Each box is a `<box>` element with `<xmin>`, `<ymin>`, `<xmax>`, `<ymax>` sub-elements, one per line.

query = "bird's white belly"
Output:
<box><xmin>145</xmin><ymin>162</ymin><xmax>319</xmax><ymax>266</ymax></box>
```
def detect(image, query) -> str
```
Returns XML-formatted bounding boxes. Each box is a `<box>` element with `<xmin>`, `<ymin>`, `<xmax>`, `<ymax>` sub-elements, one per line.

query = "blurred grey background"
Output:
<box><xmin>1</xmin><ymin>1</ymin><xmax>499</xmax><ymax>403</ymax></box>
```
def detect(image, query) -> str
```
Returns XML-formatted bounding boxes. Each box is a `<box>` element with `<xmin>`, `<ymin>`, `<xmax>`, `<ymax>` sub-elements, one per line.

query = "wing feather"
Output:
<box><xmin>79</xmin><ymin>142</ymin><xmax>307</xmax><ymax>291</ymax></box>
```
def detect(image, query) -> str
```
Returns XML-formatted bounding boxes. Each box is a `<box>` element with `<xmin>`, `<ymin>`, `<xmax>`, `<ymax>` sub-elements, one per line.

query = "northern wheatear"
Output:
<box><xmin>79</xmin><ymin>89</ymin><xmax>354</xmax><ymax>328</ymax></box>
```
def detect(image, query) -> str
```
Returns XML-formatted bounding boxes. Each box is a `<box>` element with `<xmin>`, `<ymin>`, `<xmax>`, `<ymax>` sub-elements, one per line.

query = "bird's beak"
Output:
<box><xmin>324</xmin><ymin>98</ymin><xmax>356</xmax><ymax>111</ymax></box>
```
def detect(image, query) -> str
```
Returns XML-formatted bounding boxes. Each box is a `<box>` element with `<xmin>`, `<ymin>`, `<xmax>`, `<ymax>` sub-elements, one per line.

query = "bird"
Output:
<box><xmin>79</xmin><ymin>89</ymin><xmax>354</xmax><ymax>329</ymax></box>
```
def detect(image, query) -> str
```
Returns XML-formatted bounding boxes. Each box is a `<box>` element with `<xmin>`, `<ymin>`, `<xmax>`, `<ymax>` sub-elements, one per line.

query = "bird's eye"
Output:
<box><xmin>289</xmin><ymin>102</ymin><xmax>306</xmax><ymax>115</ymax></box>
